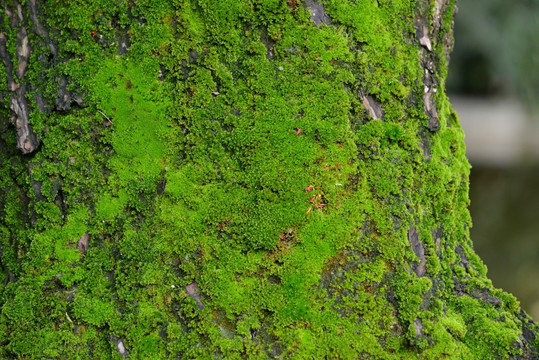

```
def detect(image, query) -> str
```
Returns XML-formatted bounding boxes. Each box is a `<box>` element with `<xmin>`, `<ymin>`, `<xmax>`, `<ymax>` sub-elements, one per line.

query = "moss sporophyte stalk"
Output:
<box><xmin>0</xmin><ymin>0</ymin><xmax>537</xmax><ymax>358</ymax></box>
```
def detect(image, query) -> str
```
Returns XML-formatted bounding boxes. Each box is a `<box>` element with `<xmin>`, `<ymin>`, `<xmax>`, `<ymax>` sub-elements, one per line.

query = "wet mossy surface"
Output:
<box><xmin>0</xmin><ymin>0</ymin><xmax>538</xmax><ymax>358</ymax></box>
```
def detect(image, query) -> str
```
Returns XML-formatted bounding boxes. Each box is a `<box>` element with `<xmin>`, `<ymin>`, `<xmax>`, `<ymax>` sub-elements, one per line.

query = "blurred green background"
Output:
<box><xmin>448</xmin><ymin>0</ymin><xmax>539</xmax><ymax>320</ymax></box>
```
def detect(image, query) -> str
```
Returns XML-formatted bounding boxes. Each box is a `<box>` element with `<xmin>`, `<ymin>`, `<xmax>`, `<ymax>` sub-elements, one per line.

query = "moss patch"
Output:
<box><xmin>0</xmin><ymin>0</ymin><xmax>537</xmax><ymax>358</ymax></box>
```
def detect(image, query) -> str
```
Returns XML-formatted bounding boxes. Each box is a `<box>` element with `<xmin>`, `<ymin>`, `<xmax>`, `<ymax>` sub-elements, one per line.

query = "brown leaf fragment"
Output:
<box><xmin>77</xmin><ymin>231</ymin><xmax>90</xmax><ymax>254</ymax></box>
<box><xmin>185</xmin><ymin>282</ymin><xmax>204</xmax><ymax>309</ymax></box>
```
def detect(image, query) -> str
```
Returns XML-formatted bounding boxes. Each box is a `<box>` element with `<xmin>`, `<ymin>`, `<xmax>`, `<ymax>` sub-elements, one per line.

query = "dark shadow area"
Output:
<box><xmin>470</xmin><ymin>166</ymin><xmax>539</xmax><ymax>320</ymax></box>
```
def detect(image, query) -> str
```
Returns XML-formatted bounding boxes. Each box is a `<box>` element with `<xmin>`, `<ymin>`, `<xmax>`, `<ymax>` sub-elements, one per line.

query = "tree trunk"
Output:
<box><xmin>0</xmin><ymin>0</ymin><xmax>537</xmax><ymax>358</ymax></box>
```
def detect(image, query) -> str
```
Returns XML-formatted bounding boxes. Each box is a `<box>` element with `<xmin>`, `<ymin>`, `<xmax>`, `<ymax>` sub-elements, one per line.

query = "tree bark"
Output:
<box><xmin>0</xmin><ymin>0</ymin><xmax>537</xmax><ymax>358</ymax></box>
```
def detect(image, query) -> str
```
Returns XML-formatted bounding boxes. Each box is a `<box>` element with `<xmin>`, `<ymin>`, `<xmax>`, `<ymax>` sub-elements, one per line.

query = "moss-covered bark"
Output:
<box><xmin>0</xmin><ymin>0</ymin><xmax>537</xmax><ymax>358</ymax></box>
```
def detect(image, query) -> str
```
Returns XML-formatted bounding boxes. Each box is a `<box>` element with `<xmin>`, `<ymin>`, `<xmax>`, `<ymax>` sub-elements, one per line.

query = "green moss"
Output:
<box><xmin>0</xmin><ymin>0</ymin><xmax>536</xmax><ymax>358</ymax></box>
<box><xmin>440</xmin><ymin>308</ymin><xmax>467</xmax><ymax>338</ymax></box>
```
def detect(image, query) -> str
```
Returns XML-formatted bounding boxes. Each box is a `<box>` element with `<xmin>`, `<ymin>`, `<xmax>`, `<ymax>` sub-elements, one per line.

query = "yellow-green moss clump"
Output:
<box><xmin>0</xmin><ymin>0</ymin><xmax>537</xmax><ymax>358</ymax></box>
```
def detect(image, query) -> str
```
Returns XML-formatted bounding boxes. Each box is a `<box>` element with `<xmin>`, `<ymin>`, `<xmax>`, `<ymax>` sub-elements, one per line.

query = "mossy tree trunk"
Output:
<box><xmin>0</xmin><ymin>0</ymin><xmax>537</xmax><ymax>358</ymax></box>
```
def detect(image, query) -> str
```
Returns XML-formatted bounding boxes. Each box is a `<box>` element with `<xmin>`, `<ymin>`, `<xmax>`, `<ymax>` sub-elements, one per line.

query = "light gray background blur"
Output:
<box><xmin>447</xmin><ymin>0</ymin><xmax>539</xmax><ymax>320</ymax></box>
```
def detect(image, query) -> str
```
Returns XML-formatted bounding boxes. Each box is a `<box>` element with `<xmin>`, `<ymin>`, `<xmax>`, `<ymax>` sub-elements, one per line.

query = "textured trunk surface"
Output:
<box><xmin>0</xmin><ymin>0</ymin><xmax>537</xmax><ymax>358</ymax></box>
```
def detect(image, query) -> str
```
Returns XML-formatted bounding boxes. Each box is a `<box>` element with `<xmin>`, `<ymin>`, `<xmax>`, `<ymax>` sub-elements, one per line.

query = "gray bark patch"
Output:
<box><xmin>454</xmin><ymin>245</ymin><xmax>469</xmax><ymax>269</ymax></box>
<box><xmin>55</xmin><ymin>76</ymin><xmax>71</xmax><ymax>111</ymax></box>
<box><xmin>260</xmin><ymin>30</ymin><xmax>276</xmax><ymax>60</ymax></box>
<box><xmin>305</xmin><ymin>0</ymin><xmax>332</xmax><ymax>26</ymax></box>
<box><xmin>111</xmin><ymin>337</ymin><xmax>128</xmax><ymax>357</ymax></box>
<box><xmin>476</xmin><ymin>288</ymin><xmax>501</xmax><ymax>306</ymax></box>
<box><xmin>423</xmin><ymin>90</ymin><xmax>440</xmax><ymax>131</ymax></box>
<box><xmin>10</xmin><ymin>85</ymin><xmax>38</xmax><ymax>153</ymax></box>
<box><xmin>16</xmin><ymin>27</ymin><xmax>29</xmax><ymax>79</ymax></box>
<box><xmin>418</xmin><ymin>130</ymin><xmax>431</xmax><ymax>161</ymax></box>
<box><xmin>413</xmin><ymin>318</ymin><xmax>423</xmax><ymax>337</ymax></box>
<box><xmin>117</xmin><ymin>28</ymin><xmax>130</xmax><ymax>55</ymax></box>
<box><xmin>408</xmin><ymin>226</ymin><xmax>426</xmax><ymax>277</ymax></box>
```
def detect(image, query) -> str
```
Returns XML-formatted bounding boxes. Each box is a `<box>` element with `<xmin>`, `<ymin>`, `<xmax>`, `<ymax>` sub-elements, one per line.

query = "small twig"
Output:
<box><xmin>97</xmin><ymin>109</ymin><xmax>112</xmax><ymax>123</ymax></box>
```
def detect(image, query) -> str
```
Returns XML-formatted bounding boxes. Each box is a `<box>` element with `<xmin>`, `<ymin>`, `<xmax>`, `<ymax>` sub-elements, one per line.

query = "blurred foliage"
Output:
<box><xmin>447</xmin><ymin>0</ymin><xmax>539</xmax><ymax>110</ymax></box>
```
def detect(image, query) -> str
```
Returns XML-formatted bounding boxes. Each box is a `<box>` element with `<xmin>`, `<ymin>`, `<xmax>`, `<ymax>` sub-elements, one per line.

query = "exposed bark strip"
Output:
<box><xmin>1</xmin><ymin>4</ymin><xmax>39</xmax><ymax>154</ymax></box>
<box><xmin>414</xmin><ymin>0</ymin><xmax>454</xmax><ymax>132</ymax></box>
<box><xmin>28</xmin><ymin>0</ymin><xmax>56</xmax><ymax>56</ymax></box>
<box><xmin>0</xmin><ymin>9</ymin><xmax>38</xmax><ymax>154</ymax></box>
